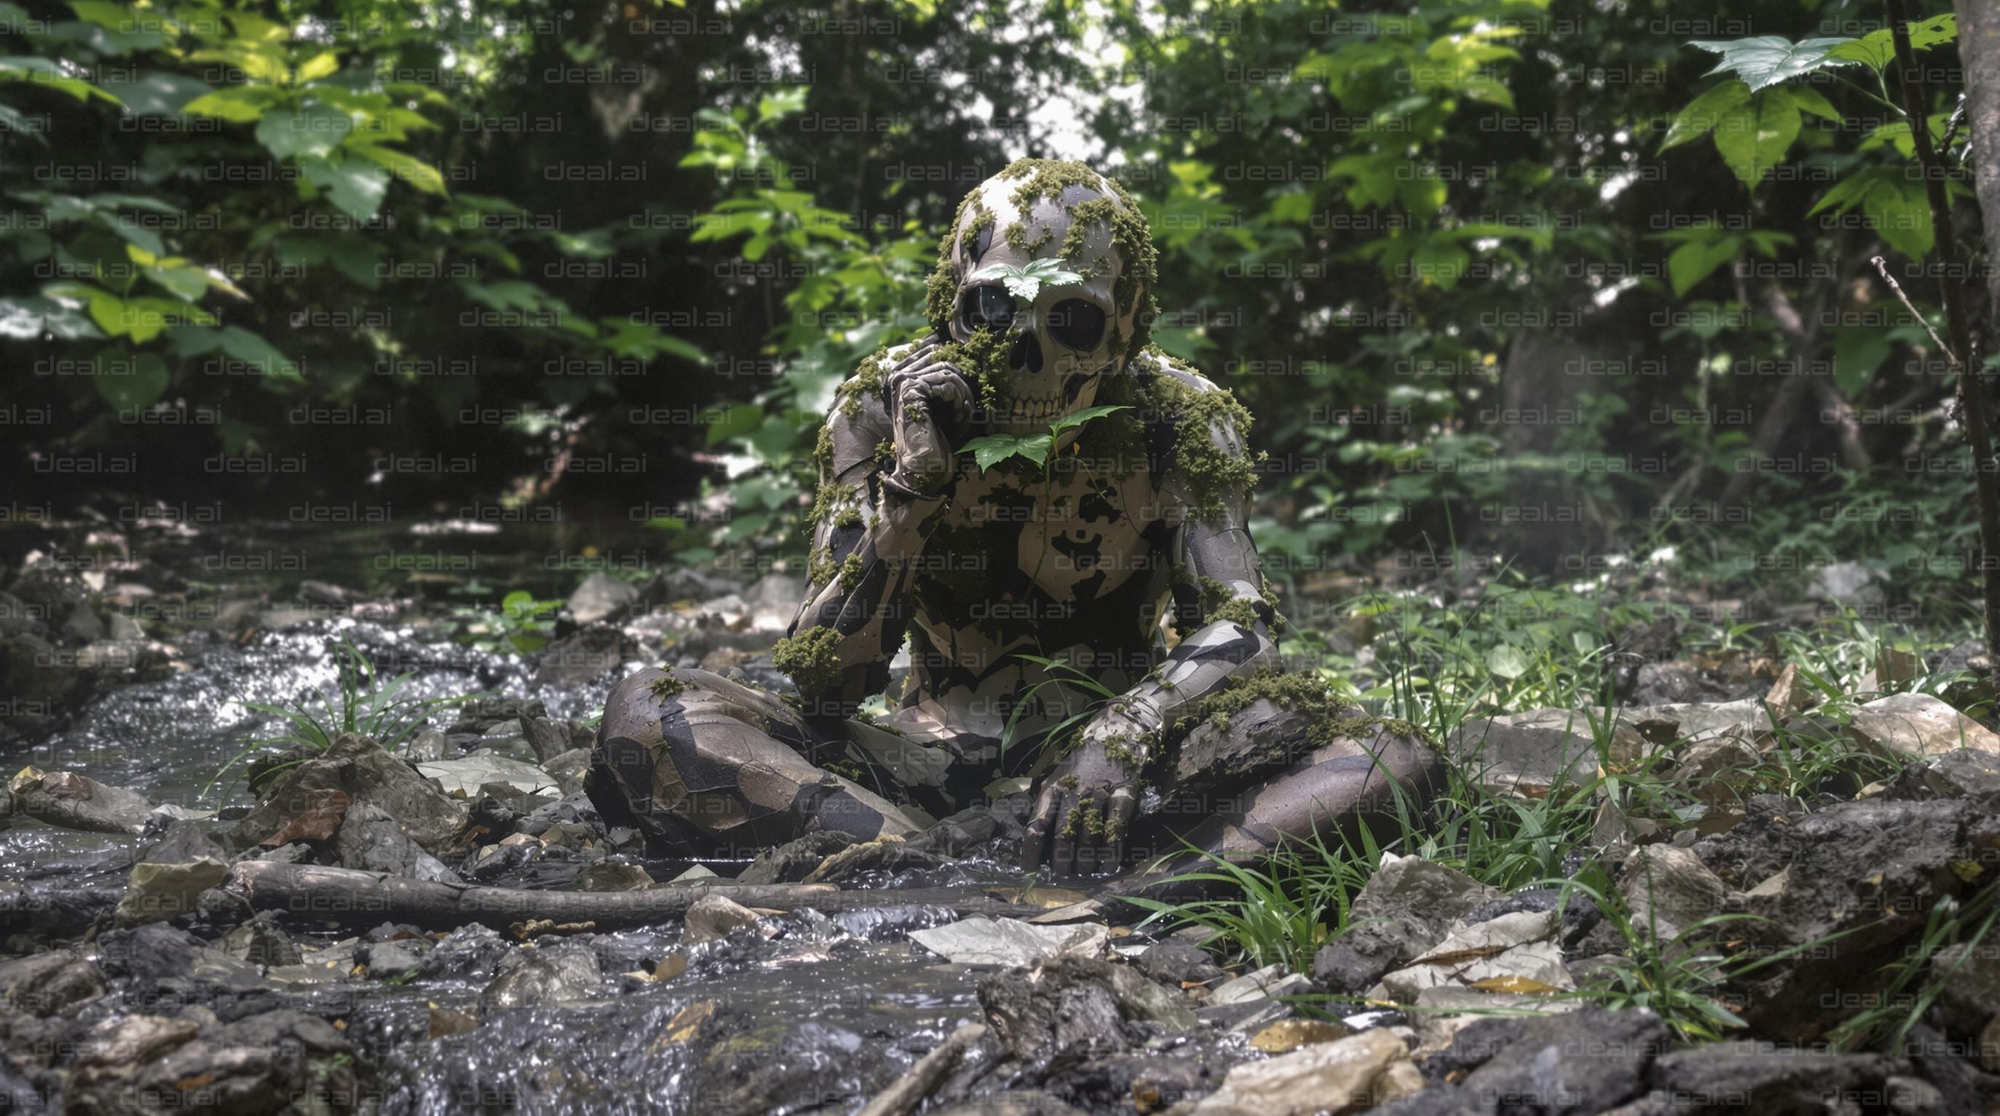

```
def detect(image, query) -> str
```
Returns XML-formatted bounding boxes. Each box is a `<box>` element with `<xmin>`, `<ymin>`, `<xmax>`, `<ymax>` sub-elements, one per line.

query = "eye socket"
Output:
<box><xmin>1048</xmin><ymin>299</ymin><xmax>1107</xmax><ymax>350</ymax></box>
<box><xmin>960</xmin><ymin>285</ymin><xmax>1016</xmax><ymax>333</ymax></box>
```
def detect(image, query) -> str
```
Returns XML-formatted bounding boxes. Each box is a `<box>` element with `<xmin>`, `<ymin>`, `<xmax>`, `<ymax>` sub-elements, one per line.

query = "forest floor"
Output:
<box><xmin>2</xmin><ymin>513</ymin><xmax>1996</xmax><ymax>1115</ymax></box>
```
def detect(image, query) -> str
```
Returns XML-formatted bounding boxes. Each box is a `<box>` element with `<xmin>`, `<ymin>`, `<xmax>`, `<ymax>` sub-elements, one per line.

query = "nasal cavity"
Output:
<box><xmin>1009</xmin><ymin>332</ymin><xmax>1043</xmax><ymax>373</ymax></box>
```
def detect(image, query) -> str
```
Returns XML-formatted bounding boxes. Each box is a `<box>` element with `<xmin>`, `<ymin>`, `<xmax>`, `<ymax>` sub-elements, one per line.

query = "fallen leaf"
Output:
<box><xmin>1465</xmin><ymin>976</ymin><xmax>1564</xmax><ymax>994</ymax></box>
<box><xmin>261</xmin><ymin>789</ymin><xmax>353</xmax><ymax>846</ymax></box>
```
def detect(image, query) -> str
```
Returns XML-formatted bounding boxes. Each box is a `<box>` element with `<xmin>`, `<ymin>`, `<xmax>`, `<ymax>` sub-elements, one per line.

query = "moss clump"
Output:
<box><xmin>836</xmin><ymin>553</ymin><xmax>864</xmax><ymax>594</ymax></box>
<box><xmin>772</xmin><ymin>627</ymin><xmax>844</xmax><ymax>696</ymax></box>
<box><xmin>1134</xmin><ymin>349</ymin><xmax>1260</xmax><ymax>518</ymax></box>
<box><xmin>835</xmin><ymin>345</ymin><xmax>897</xmax><ymax>420</ymax></box>
<box><xmin>807</xmin><ymin>481</ymin><xmax>859</xmax><ymax>530</ymax></box>
<box><xmin>873</xmin><ymin>439</ymin><xmax>895</xmax><ymax>468</ymax></box>
<box><xmin>1171</xmin><ymin>668</ymin><xmax>1422</xmax><ymax>750</ymax></box>
<box><xmin>648</xmin><ymin>672</ymin><xmax>687</xmax><ymax>701</ymax></box>
<box><xmin>931</xmin><ymin>326</ymin><xmax>1013</xmax><ymax>414</ymax></box>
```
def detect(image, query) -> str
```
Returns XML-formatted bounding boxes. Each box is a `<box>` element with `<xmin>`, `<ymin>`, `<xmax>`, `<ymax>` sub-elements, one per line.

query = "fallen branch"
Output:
<box><xmin>225</xmin><ymin>861</ymin><xmax>1048</xmax><ymax>932</ymax></box>
<box><xmin>855</xmin><ymin>1021</ymin><xmax>988</xmax><ymax>1116</ymax></box>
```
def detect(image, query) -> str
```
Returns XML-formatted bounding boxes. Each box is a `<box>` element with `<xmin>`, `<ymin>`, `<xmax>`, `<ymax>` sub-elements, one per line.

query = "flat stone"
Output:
<box><xmin>115</xmin><ymin>858</ymin><xmax>229</xmax><ymax>926</ymax></box>
<box><xmin>909</xmin><ymin>917</ymin><xmax>1107</xmax><ymax>967</ymax></box>
<box><xmin>8</xmin><ymin>768</ymin><xmax>152</xmax><ymax>834</ymax></box>
<box><xmin>1370</xmin><ymin>910</ymin><xmax>1573</xmax><ymax>1004</ymax></box>
<box><xmin>1617</xmin><ymin>844</ymin><xmax>1730</xmax><ymax>944</ymax></box>
<box><xmin>1182</xmin><ymin>1028</ymin><xmax>1418</xmax><ymax>1116</ymax></box>
<box><xmin>683</xmin><ymin>893</ymin><xmax>769</xmax><ymax>945</ymax></box>
<box><xmin>1208</xmin><ymin>963</ymin><xmax>1312</xmax><ymax>1006</ymax></box>
<box><xmin>1447</xmin><ymin>710</ymin><xmax>1607</xmax><ymax>795</ymax></box>
<box><xmin>418</xmin><ymin>753</ymin><xmax>561</xmax><ymax>797</ymax></box>
<box><xmin>568</xmin><ymin>573</ymin><xmax>640</xmax><ymax>626</ymax></box>
<box><xmin>481</xmin><ymin>945</ymin><xmax>602</xmax><ymax>1010</ymax></box>
<box><xmin>1849</xmin><ymin>693</ymin><xmax>2000</xmax><ymax>758</ymax></box>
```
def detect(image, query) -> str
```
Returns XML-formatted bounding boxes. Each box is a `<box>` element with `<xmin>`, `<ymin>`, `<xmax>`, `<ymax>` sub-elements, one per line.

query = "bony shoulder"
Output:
<box><xmin>1132</xmin><ymin>345</ymin><xmax>1221</xmax><ymax>395</ymax></box>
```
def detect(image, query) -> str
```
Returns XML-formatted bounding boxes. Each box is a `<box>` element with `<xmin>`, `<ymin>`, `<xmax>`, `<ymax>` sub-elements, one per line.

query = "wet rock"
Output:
<box><xmin>403</xmin><ymin>729</ymin><xmax>449</xmax><ymax>762</ymax></box>
<box><xmin>0</xmin><ymin>949</ymin><xmax>105</xmax><ymax>1016</ymax></box>
<box><xmin>70</xmin><ymin>1008</ymin><xmax>362</xmax><ymax>1115</ymax></box>
<box><xmin>114</xmin><ymin>857</ymin><xmax>229</xmax><ymax>926</ymax></box>
<box><xmin>137</xmin><ymin>817</ymin><xmax>227</xmax><ymax>864</ymax></box>
<box><xmin>910</xmin><ymin>917</ymin><xmax>1107</xmax><ymax>967</ymax></box>
<box><xmin>1616</xmin><ymin>845</ymin><xmax>1729</xmax><ymax>946</ymax></box>
<box><xmin>1371</xmin><ymin>910</ymin><xmax>1573</xmax><ymax>1003</ymax></box>
<box><xmin>978</xmin><ymin>954</ymin><xmax>1193</xmax><ymax>1063</ymax></box>
<box><xmin>684</xmin><ymin>893</ymin><xmax>770</xmax><ymax>944</ymax></box>
<box><xmin>532</xmin><ymin>626</ymin><xmax>627</xmax><ymax>688</ymax></box>
<box><xmin>1848</xmin><ymin>692</ymin><xmax>2000</xmax><ymax>758</ymax></box>
<box><xmin>76</xmin><ymin>1012</ymin><xmax>201</xmax><ymax>1069</ymax></box>
<box><xmin>1180</xmin><ymin>1028</ymin><xmax>1419</xmax><ymax>1116</ymax></box>
<box><xmin>1646</xmin><ymin>1042</ymin><xmax>1901</xmax><ymax>1113</ymax></box>
<box><xmin>228</xmin><ymin>732</ymin><xmax>468</xmax><ymax>856</ymax></box>
<box><xmin>904</xmin><ymin>802</ymin><xmax>1026</xmax><ymax>859</ymax></box>
<box><xmin>1447</xmin><ymin>710</ymin><xmax>1607</xmax><ymax>795</ymax></box>
<box><xmin>931</xmin><ymin>1095</ymin><xmax>1088</xmax><ymax>1116</ymax></box>
<box><xmin>0</xmin><ymin>630</ymin><xmax>94</xmax><ymax>744</ymax></box>
<box><xmin>1888</xmin><ymin>747</ymin><xmax>2000</xmax><ymax>809</ymax></box>
<box><xmin>1138</xmin><ymin>940</ymin><xmax>1225</xmax><ymax>988</ymax></box>
<box><xmin>519</xmin><ymin>716</ymin><xmax>568</xmax><ymax>762</ymax></box>
<box><xmin>539</xmin><ymin>746</ymin><xmax>593</xmax><ymax>795</ymax></box>
<box><xmin>1208</xmin><ymin>963</ymin><xmax>1311</xmax><ymax>1007</ymax></box>
<box><xmin>573</xmin><ymin>861</ymin><xmax>652</xmax><ymax>891</ymax></box>
<box><xmin>568</xmin><ymin>572</ymin><xmax>640</xmax><ymax>626</ymax></box>
<box><xmin>419</xmin><ymin>923</ymin><xmax>511</xmax><ymax>982</ymax></box>
<box><xmin>480</xmin><ymin>944</ymin><xmax>602</xmax><ymax>1010</ymax></box>
<box><xmin>736</xmin><ymin>830</ymin><xmax>856</xmax><ymax>884</ymax></box>
<box><xmin>1426</xmin><ymin>1007</ymin><xmax>1668</xmax><ymax>1115</ymax></box>
<box><xmin>337</xmin><ymin>802</ymin><xmax>463</xmax><ymax>883</ymax></box>
<box><xmin>361</xmin><ymin>940</ymin><xmax>423</xmax><ymax>981</ymax></box>
<box><xmin>804</xmin><ymin>833</ymin><xmax>952</xmax><ymax>883</ymax></box>
<box><xmin>1410</xmin><ymin>987</ymin><xmax>1575</xmax><ymax>1053</ymax></box>
<box><xmin>8</xmin><ymin>767</ymin><xmax>152</xmax><ymax>834</ymax></box>
<box><xmin>1312</xmin><ymin>853</ymin><xmax>1503</xmax><ymax>993</ymax></box>
<box><xmin>217</xmin><ymin>918</ymin><xmax>302</xmax><ymax>969</ymax></box>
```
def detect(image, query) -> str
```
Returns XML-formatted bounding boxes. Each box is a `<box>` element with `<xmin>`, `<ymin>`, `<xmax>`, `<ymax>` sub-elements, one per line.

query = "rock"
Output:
<box><xmin>1647</xmin><ymin>1042</ymin><xmax>1900</xmax><ymax>1113</ymax></box>
<box><xmin>8</xmin><ymin>768</ymin><xmax>152</xmax><ymax>834</ymax></box>
<box><xmin>568</xmin><ymin>573</ymin><xmax>641</xmax><ymax>626</ymax></box>
<box><xmin>1370</xmin><ymin>910</ymin><xmax>1573</xmax><ymax>1004</ymax></box>
<box><xmin>1250</xmin><ymin>1018</ymin><xmax>1355</xmax><ymax>1054</ymax></box>
<box><xmin>138</xmin><ymin>818</ymin><xmax>227</xmax><ymax>864</ymax></box>
<box><xmin>70</xmin><ymin>1008</ymin><xmax>360</xmax><ymax>1114</ymax></box>
<box><xmin>1180</xmin><ymin>1028</ymin><xmax>1418</xmax><ymax>1116</ymax></box>
<box><xmin>0</xmin><ymin>949</ymin><xmax>105</xmax><ymax>1016</ymax></box>
<box><xmin>1848</xmin><ymin>692</ymin><xmax>2000</xmax><ymax>758</ymax></box>
<box><xmin>419</xmin><ymin>752</ymin><xmax>561</xmax><ymax>797</ymax></box>
<box><xmin>1436</xmin><ymin>1007</ymin><xmax>1668</xmax><ymax>1115</ymax></box>
<box><xmin>1447</xmin><ymin>710</ymin><xmax>1607</xmax><ymax>795</ymax></box>
<box><xmin>803</xmin><ymin>833</ymin><xmax>951</xmax><ymax>883</ymax></box>
<box><xmin>404</xmin><ymin>730</ymin><xmax>450</xmax><ymax>762</ymax></box>
<box><xmin>228</xmin><ymin>732</ymin><xmax>468</xmax><ymax>856</ymax></box>
<box><xmin>1888</xmin><ymin>748</ymin><xmax>2000</xmax><ymax>809</ymax></box>
<box><xmin>1207</xmin><ymin>963</ymin><xmax>1311</xmax><ymax>1006</ymax></box>
<box><xmin>1138</xmin><ymin>940</ymin><xmax>1225</xmax><ymax>988</ymax></box>
<box><xmin>76</xmin><ymin>1013</ymin><xmax>201</xmax><ymax>1068</ymax></box>
<box><xmin>909</xmin><ymin>917</ymin><xmax>1108</xmax><ymax>967</ymax></box>
<box><xmin>420</xmin><ymin>923</ymin><xmax>511</xmax><ymax>982</ymax></box>
<box><xmin>520</xmin><ymin>715</ymin><xmax>571</xmax><ymax>762</ymax></box>
<box><xmin>539</xmin><ymin>747</ymin><xmax>593</xmax><ymax>795</ymax></box>
<box><xmin>1410</xmin><ymin>986</ymin><xmax>1575</xmax><ymax>1054</ymax></box>
<box><xmin>0</xmin><ymin>630</ymin><xmax>95</xmax><ymax>743</ymax></box>
<box><xmin>362</xmin><ymin>940</ymin><xmax>423</xmax><ymax>980</ymax></box>
<box><xmin>337</xmin><ymin>802</ymin><xmax>464</xmax><ymax>883</ymax></box>
<box><xmin>216</xmin><ymin>918</ymin><xmax>301</xmax><ymax>968</ymax></box>
<box><xmin>114</xmin><ymin>857</ymin><xmax>229</xmax><ymax>926</ymax></box>
<box><xmin>1313</xmin><ymin>853</ymin><xmax>1503</xmax><ymax>993</ymax></box>
<box><xmin>977</xmin><ymin>954</ymin><xmax>1193</xmax><ymax>1062</ymax></box>
<box><xmin>573</xmin><ymin>861</ymin><xmax>652</xmax><ymax>891</ymax></box>
<box><xmin>905</xmin><ymin>803</ymin><xmax>1025</xmax><ymax>858</ymax></box>
<box><xmin>683</xmin><ymin>893</ymin><xmax>770</xmax><ymax>944</ymax></box>
<box><xmin>1670</xmin><ymin>737</ymin><xmax>1763</xmax><ymax>808</ymax></box>
<box><xmin>931</xmin><ymin>1096</ymin><xmax>1089</xmax><ymax>1116</ymax></box>
<box><xmin>736</xmin><ymin>831</ymin><xmax>857</xmax><ymax>884</ymax></box>
<box><xmin>481</xmin><ymin>944</ymin><xmax>602</xmax><ymax>1010</ymax></box>
<box><xmin>1616</xmin><ymin>845</ymin><xmax>1729</xmax><ymax>945</ymax></box>
<box><xmin>1619</xmin><ymin>700</ymin><xmax>1771</xmax><ymax>752</ymax></box>
<box><xmin>532</xmin><ymin>627</ymin><xmax>627</xmax><ymax>688</ymax></box>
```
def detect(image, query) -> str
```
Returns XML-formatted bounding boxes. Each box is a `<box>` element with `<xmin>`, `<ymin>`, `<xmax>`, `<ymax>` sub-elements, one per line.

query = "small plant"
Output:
<box><xmin>1554</xmin><ymin>871</ymin><xmax>1759</xmax><ymax>1042</ymax></box>
<box><xmin>202</xmin><ymin>638</ymin><xmax>473</xmax><ymax>803</ymax></box>
<box><xmin>997</xmin><ymin>651</ymin><xmax>1122</xmax><ymax>775</ymax></box>
<box><xmin>456</xmin><ymin>590</ymin><xmax>562</xmax><ymax>654</ymax></box>
<box><xmin>961</xmin><ymin>405</ymin><xmax>1131</xmax><ymax>474</ymax></box>
<box><xmin>1124</xmin><ymin>835</ymin><xmax>1371</xmax><ymax>972</ymax></box>
<box><xmin>1826</xmin><ymin>884</ymin><xmax>2000</xmax><ymax>1052</ymax></box>
<box><xmin>969</xmin><ymin>258</ymin><xmax>1083</xmax><ymax>300</ymax></box>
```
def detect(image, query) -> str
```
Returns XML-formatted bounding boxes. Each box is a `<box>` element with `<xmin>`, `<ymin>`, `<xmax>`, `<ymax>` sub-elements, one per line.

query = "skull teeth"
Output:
<box><xmin>1006</xmin><ymin>397</ymin><xmax>1064</xmax><ymax>420</ymax></box>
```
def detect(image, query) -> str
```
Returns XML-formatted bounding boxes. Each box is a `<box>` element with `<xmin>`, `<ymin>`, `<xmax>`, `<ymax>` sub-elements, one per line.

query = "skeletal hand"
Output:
<box><xmin>885</xmin><ymin>340</ymin><xmax>973</xmax><ymax>496</ymax></box>
<box><xmin>1021</xmin><ymin>710</ymin><xmax>1155</xmax><ymax>878</ymax></box>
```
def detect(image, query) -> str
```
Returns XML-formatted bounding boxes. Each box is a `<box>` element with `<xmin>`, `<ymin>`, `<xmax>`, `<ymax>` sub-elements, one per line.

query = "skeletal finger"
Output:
<box><xmin>1050</xmin><ymin>795</ymin><xmax>1079</xmax><ymax>878</ymax></box>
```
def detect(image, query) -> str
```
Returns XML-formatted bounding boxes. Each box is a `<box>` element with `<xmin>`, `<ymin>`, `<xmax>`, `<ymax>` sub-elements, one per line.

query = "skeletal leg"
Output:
<box><xmin>587</xmin><ymin>666</ymin><xmax>922</xmax><ymax>859</ymax></box>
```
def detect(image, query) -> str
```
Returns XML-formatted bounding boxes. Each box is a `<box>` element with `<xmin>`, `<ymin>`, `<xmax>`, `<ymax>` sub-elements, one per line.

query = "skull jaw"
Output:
<box><xmin>981</xmin><ymin>369</ymin><xmax>1105</xmax><ymax>436</ymax></box>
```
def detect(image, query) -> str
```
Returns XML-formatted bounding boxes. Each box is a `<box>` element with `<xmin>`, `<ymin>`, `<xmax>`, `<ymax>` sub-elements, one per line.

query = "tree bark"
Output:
<box><xmin>1958</xmin><ymin>0</ymin><xmax>2000</xmax><ymax>333</ymax></box>
<box><xmin>225</xmin><ymin>861</ymin><xmax>1058</xmax><ymax>933</ymax></box>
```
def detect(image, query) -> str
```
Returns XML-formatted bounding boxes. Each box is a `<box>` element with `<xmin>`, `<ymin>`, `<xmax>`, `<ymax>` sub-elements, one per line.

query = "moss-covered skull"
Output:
<box><xmin>925</xmin><ymin>159</ymin><xmax>1158</xmax><ymax>435</ymax></box>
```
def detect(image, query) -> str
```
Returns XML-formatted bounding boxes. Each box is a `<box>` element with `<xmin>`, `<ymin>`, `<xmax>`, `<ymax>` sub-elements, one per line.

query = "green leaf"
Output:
<box><xmin>348</xmin><ymin>143</ymin><xmax>447</xmax><ymax>196</ymax></box>
<box><xmin>217</xmin><ymin>325</ymin><xmax>301</xmax><ymax>382</ymax></box>
<box><xmin>1660</xmin><ymin>80</ymin><xmax>1751</xmax><ymax>151</ymax></box>
<box><xmin>1049</xmin><ymin>404</ymin><xmax>1131</xmax><ymax>437</ymax></box>
<box><xmin>92</xmin><ymin>349</ymin><xmax>168</xmax><ymax>411</ymax></box>
<box><xmin>256</xmin><ymin>102</ymin><xmax>349</xmax><ymax>161</ymax></box>
<box><xmin>1689</xmin><ymin>35</ymin><xmax>1857</xmax><ymax>90</ymax></box>
<box><xmin>1712</xmin><ymin>87</ymin><xmax>1803</xmax><ymax>185</ymax></box>
<box><xmin>963</xmin><ymin>433</ymin><xmax>1042</xmax><ymax>472</ymax></box>
<box><xmin>298</xmin><ymin>154</ymin><xmax>389</xmax><ymax>221</ymax></box>
<box><xmin>180</xmin><ymin>86</ymin><xmax>271</xmax><ymax>123</ymax></box>
<box><xmin>97</xmin><ymin>72</ymin><xmax>214</xmax><ymax>116</ymax></box>
<box><xmin>1667</xmin><ymin>237</ymin><xmax>1741</xmax><ymax>297</ymax></box>
<box><xmin>0</xmin><ymin>295</ymin><xmax>102</xmax><ymax>340</ymax></box>
<box><xmin>1828</xmin><ymin>14</ymin><xmax>1955</xmax><ymax>71</ymax></box>
<box><xmin>1487</xmin><ymin>643</ymin><xmax>1531</xmax><ymax>680</ymax></box>
<box><xmin>1831</xmin><ymin>325</ymin><xmax>1892</xmax><ymax>397</ymax></box>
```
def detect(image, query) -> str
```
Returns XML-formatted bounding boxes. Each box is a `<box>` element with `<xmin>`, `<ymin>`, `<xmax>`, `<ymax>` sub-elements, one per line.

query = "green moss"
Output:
<box><xmin>648</xmin><ymin>672</ymin><xmax>686</xmax><ymax>701</ymax></box>
<box><xmin>807</xmin><ymin>481</ymin><xmax>858</xmax><ymax>529</ymax></box>
<box><xmin>1133</xmin><ymin>350</ymin><xmax>1259</xmax><ymax>518</ymax></box>
<box><xmin>873</xmin><ymin>439</ymin><xmax>895</xmax><ymax>468</ymax></box>
<box><xmin>837</xmin><ymin>346</ymin><xmax>896</xmax><ymax>420</ymax></box>
<box><xmin>931</xmin><ymin>326</ymin><xmax>1012</xmax><ymax>414</ymax></box>
<box><xmin>1169</xmin><ymin>668</ymin><xmax>1423</xmax><ymax>750</ymax></box>
<box><xmin>772</xmin><ymin>627</ymin><xmax>844</xmax><ymax>696</ymax></box>
<box><xmin>807</xmin><ymin>545</ymin><xmax>837</xmax><ymax>589</ymax></box>
<box><xmin>834</xmin><ymin>506</ymin><xmax>863</xmax><ymax>530</ymax></box>
<box><xmin>836</xmin><ymin>553</ymin><xmax>864</xmax><ymax>594</ymax></box>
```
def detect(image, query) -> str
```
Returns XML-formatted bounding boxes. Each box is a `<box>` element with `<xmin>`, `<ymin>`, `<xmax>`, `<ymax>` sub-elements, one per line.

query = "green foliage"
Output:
<box><xmin>960</xmin><ymin>405</ymin><xmax>1130</xmax><ymax>474</ymax></box>
<box><xmin>454</xmin><ymin>591</ymin><xmax>561</xmax><ymax>655</ymax></box>
<box><xmin>203</xmin><ymin>637</ymin><xmax>471</xmax><ymax>802</ymax></box>
<box><xmin>968</xmin><ymin>258</ymin><xmax>1083</xmax><ymax>301</ymax></box>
